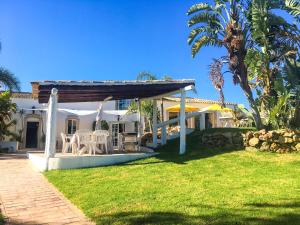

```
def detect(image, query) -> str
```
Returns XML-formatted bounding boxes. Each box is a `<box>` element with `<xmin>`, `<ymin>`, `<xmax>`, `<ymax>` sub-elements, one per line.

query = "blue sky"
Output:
<box><xmin>0</xmin><ymin>0</ymin><xmax>245</xmax><ymax>105</ymax></box>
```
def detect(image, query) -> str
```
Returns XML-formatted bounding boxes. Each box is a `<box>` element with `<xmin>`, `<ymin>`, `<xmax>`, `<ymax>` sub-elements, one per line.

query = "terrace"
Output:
<box><xmin>28</xmin><ymin>79</ymin><xmax>195</xmax><ymax>171</ymax></box>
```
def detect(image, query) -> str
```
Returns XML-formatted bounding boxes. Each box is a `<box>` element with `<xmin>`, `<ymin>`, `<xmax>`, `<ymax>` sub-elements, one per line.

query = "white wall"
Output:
<box><xmin>9</xmin><ymin>97</ymin><xmax>138</xmax><ymax>150</ymax></box>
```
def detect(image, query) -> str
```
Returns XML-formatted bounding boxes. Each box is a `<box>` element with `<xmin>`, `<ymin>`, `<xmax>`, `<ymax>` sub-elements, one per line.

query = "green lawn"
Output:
<box><xmin>45</xmin><ymin>131</ymin><xmax>300</xmax><ymax>225</ymax></box>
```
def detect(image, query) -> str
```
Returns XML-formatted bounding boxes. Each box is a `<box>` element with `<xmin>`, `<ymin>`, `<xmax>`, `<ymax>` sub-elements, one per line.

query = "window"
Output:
<box><xmin>116</xmin><ymin>99</ymin><xmax>132</xmax><ymax>110</ymax></box>
<box><xmin>66</xmin><ymin>118</ymin><xmax>79</xmax><ymax>135</ymax></box>
<box><xmin>168</xmin><ymin>112</ymin><xmax>179</xmax><ymax>127</ymax></box>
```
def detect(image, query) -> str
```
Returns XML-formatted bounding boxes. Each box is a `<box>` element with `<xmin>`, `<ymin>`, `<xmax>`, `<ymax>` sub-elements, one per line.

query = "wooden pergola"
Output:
<box><xmin>31</xmin><ymin>80</ymin><xmax>195</xmax><ymax>161</ymax></box>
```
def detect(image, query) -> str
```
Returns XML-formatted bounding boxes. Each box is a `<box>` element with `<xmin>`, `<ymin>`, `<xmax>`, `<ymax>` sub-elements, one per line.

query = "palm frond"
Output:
<box><xmin>285</xmin><ymin>0</ymin><xmax>300</xmax><ymax>17</ymax></box>
<box><xmin>136</xmin><ymin>72</ymin><xmax>158</xmax><ymax>81</ymax></box>
<box><xmin>209</xmin><ymin>56</ymin><xmax>228</xmax><ymax>106</ymax></box>
<box><xmin>187</xmin><ymin>26</ymin><xmax>222</xmax><ymax>45</ymax></box>
<box><xmin>188</xmin><ymin>12</ymin><xmax>222</xmax><ymax>27</ymax></box>
<box><xmin>0</xmin><ymin>67</ymin><xmax>20</xmax><ymax>91</ymax></box>
<box><xmin>269</xmin><ymin>91</ymin><xmax>292</xmax><ymax>128</ymax></box>
<box><xmin>282</xmin><ymin>59</ymin><xmax>300</xmax><ymax>86</ymax></box>
<box><xmin>162</xmin><ymin>75</ymin><xmax>172</xmax><ymax>81</ymax></box>
<box><xmin>187</xmin><ymin>3</ymin><xmax>213</xmax><ymax>16</ymax></box>
<box><xmin>191</xmin><ymin>36</ymin><xmax>223</xmax><ymax>58</ymax></box>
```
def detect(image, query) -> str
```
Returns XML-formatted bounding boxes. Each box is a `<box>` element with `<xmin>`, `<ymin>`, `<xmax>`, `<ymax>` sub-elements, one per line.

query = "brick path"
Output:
<box><xmin>0</xmin><ymin>154</ymin><xmax>94</xmax><ymax>225</ymax></box>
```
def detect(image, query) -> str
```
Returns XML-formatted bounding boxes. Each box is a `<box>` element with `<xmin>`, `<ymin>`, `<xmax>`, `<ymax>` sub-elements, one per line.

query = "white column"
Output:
<box><xmin>161</xmin><ymin>99</ymin><xmax>167</xmax><ymax>145</ymax></box>
<box><xmin>161</xmin><ymin>125</ymin><xmax>167</xmax><ymax>145</ymax></box>
<box><xmin>200</xmin><ymin>113</ymin><xmax>205</xmax><ymax>130</ymax></box>
<box><xmin>44</xmin><ymin>88</ymin><xmax>58</xmax><ymax>158</ymax></box>
<box><xmin>179</xmin><ymin>89</ymin><xmax>186</xmax><ymax>155</ymax></box>
<box><xmin>137</xmin><ymin>99</ymin><xmax>143</xmax><ymax>149</ymax></box>
<box><xmin>152</xmin><ymin>99</ymin><xmax>158</xmax><ymax>148</ymax></box>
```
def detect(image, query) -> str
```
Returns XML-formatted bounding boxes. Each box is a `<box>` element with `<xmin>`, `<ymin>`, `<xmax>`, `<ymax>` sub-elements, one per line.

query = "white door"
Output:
<box><xmin>112</xmin><ymin>123</ymin><xmax>125</xmax><ymax>149</ymax></box>
<box><xmin>112</xmin><ymin>123</ymin><xmax>119</xmax><ymax>148</ymax></box>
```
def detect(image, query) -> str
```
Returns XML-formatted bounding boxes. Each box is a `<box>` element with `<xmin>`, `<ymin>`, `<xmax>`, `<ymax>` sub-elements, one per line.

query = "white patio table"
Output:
<box><xmin>70</xmin><ymin>130</ymin><xmax>112</xmax><ymax>155</ymax></box>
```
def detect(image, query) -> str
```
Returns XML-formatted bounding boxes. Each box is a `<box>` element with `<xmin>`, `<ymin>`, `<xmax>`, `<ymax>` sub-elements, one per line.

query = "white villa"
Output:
<box><xmin>5</xmin><ymin>89</ymin><xmax>236</xmax><ymax>151</ymax></box>
<box><xmin>7</xmin><ymin>92</ymin><xmax>140</xmax><ymax>150</ymax></box>
<box><xmin>0</xmin><ymin>79</ymin><xmax>241</xmax><ymax>171</ymax></box>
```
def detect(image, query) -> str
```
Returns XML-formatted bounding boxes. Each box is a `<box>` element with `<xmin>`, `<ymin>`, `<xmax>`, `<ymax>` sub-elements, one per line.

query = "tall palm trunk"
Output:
<box><xmin>224</xmin><ymin>23</ymin><xmax>263</xmax><ymax>129</ymax></box>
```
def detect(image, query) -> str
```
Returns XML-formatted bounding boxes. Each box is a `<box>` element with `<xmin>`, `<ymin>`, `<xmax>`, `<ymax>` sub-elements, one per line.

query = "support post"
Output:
<box><xmin>200</xmin><ymin>113</ymin><xmax>205</xmax><ymax>130</ymax></box>
<box><xmin>179</xmin><ymin>89</ymin><xmax>186</xmax><ymax>154</ymax></box>
<box><xmin>44</xmin><ymin>88</ymin><xmax>58</xmax><ymax>159</ymax></box>
<box><xmin>152</xmin><ymin>99</ymin><xmax>158</xmax><ymax>148</ymax></box>
<box><xmin>137</xmin><ymin>99</ymin><xmax>143</xmax><ymax>149</ymax></box>
<box><xmin>161</xmin><ymin>125</ymin><xmax>167</xmax><ymax>145</ymax></box>
<box><xmin>161</xmin><ymin>98</ymin><xmax>167</xmax><ymax>145</ymax></box>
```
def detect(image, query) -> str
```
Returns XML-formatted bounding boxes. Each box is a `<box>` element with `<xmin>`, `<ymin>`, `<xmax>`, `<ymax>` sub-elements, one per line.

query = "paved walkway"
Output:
<box><xmin>0</xmin><ymin>154</ymin><xmax>94</xmax><ymax>225</ymax></box>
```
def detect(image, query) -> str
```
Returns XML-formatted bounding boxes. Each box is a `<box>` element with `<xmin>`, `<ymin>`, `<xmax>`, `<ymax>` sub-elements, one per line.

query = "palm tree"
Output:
<box><xmin>136</xmin><ymin>71</ymin><xmax>157</xmax><ymax>81</ymax></box>
<box><xmin>235</xmin><ymin>0</ymin><xmax>300</xmax><ymax>129</ymax></box>
<box><xmin>187</xmin><ymin>0</ymin><xmax>263</xmax><ymax>128</ymax></box>
<box><xmin>129</xmin><ymin>72</ymin><xmax>172</xmax><ymax>131</ymax></box>
<box><xmin>133</xmin><ymin>72</ymin><xmax>159</xmax><ymax>132</ymax></box>
<box><xmin>187</xmin><ymin>0</ymin><xmax>300</xmax><ymax>129</ymax></box>
<box><xmin>0</xmin><ymin>67</ymin><xmax>20</xmax><ymax>91</ymax></box>
<box><xmin>0</xmin><ymin>40</ymin><xmax>20</xmax><ymax>92</ymax></box>
<box><xmin>282</xmin><ymin>58</ymin><xmax>300</xmax><ymax>127</ymax></box>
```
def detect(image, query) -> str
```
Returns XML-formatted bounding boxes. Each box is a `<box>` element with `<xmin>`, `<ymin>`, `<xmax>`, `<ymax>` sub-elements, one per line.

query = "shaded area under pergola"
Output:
<box><xmin>31</xmin><ymin>79</ymin><xmax>195</xmax><ymax>170</ymax></box>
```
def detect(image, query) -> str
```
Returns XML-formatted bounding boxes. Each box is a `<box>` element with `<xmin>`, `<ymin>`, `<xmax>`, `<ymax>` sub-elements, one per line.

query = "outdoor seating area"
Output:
<box><xmin>61</xmin><ymin>129</ymin><xmax>111</xmax><ymax>155</ymax></box>
<box><xmin>61</xmin><ymin>129</ymin><xmax>142</xmax><ymax>155</ymax></box>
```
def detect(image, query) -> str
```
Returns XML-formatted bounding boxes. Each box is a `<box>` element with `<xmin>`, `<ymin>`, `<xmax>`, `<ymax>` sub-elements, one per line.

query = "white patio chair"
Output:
<box><xmin>61</xmin><ymin>133</ymin><xmax>70</xmax><ymax>153</ymax></box>
<box><xmin>93</xmin><ymin>130</ymin><xmax>109</xmax><ymax>154</ymax></box>
<box><xmin>75</xmin><ymin>131</ymin><xmax>94</xmax><ymax>155</ymax></box>
<box><xmin>70</xmin><ymin>134</ymin><xmax>79</xmax><ymax>155</ymax></box>
<box><xmin>118</xmin><ymin>133</ymin><xmax>124</xmax><ymax>152</ymax></box>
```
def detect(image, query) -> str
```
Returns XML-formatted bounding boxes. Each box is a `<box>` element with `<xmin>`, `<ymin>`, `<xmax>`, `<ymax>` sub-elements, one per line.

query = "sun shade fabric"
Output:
<box><xmin>58</xmin><ymin>109</ymin><xmax>98</xmax><ymax>116</ymax></box>
<box><xmin>165</xmin><ymin>104</ymin><xmax>199</xmax><ymax>112</ymax></box>
<box><xmin>202</xmin><ymin>104</ymin><xmax>233</xmax><ymax>112</ymax></box>
<box><xmin>31</xmin><ymin>80</ymin><xmax>195</xmax><ymax>103</ymax></box>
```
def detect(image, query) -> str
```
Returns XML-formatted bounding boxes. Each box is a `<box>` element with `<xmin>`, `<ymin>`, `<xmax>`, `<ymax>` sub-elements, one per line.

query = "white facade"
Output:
<box><xmin>7</xmin><ymin>93</ymin><xmax>140</xmax><ymax>150</ymax></box>
<box><xmin>6</xmin><ymin>93</ymin><xmax>236</xmax><ymax>151</ymax></box>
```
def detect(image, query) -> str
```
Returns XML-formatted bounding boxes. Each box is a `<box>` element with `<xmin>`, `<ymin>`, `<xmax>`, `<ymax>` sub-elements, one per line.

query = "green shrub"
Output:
<box><xmin>92</xmin><ymin>120</ymin><xmax>109</xmax><ymax>131</ymax></box>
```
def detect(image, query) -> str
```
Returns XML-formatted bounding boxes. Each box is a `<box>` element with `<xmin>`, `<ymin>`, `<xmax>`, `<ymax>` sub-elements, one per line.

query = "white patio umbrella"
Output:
<box><xmin>95</xmin><ymin>103</ymin><xmax>103</xmax><ymax>130</ymax></box>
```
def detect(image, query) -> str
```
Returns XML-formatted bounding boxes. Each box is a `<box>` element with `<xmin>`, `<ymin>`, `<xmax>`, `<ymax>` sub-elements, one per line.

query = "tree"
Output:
<box><xmin>0</xmin><ymin>68</ymin><xmax>20</xmax><ymax>91</ymax></box>
<box><xmin>128</xmin><ymin>72</ymin><xmax>172</xmax><ymax>132</ymax></box>
<box><xmin>0</xmin><ymin>41</ymin><xmax>20</xmax><ymax>91</ymax></box>
<box><xmin>187</xmin><ymin>0</ymin><xmax>300</xmax><ymax>129</ymax></box>
<box><xmin>136</xmin><ymin>71</ymin><xmax>157</xmax><ymax>81</ymax></box>
<box><xmin>246</xmin><ymin>0</ymin><xmax>300</xmax><ymax>128</ymax></box>
<box><xmin>187</xmin><ymin>0</ymin><xmax>263</xmax><ymax>129</ymax></box>
<box><xmin>282</xmin><ymin>59</ymin><xmax>300</xmax><ymax>127</ymax></box>
<box><xmin>0</xmin><ymin>91</ymin><xmax>17</xmax><ymax>141</ymax></box>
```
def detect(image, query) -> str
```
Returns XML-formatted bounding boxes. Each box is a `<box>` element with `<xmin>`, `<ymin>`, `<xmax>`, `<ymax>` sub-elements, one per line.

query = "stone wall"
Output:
<box><xmin>201</xmin><ymin>131</ymin><xmax>244</xmax><ymax>147</ymax></box>
<box><xmin>200</xmin><ymin>129</ymin><xmax>300</xmax><ymax>153</ymax></box>
<box><xmin>243</xmin><ymin>129</ymin><xmax>300</xmax><ymax>153</ymax></box>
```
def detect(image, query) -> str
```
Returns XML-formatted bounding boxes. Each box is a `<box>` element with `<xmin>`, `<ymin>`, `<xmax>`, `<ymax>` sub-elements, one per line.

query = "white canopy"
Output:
<box><xmin>19</xmin><ymin>107</ymin><xmax>138</xmax><ymax>121</ymax></box>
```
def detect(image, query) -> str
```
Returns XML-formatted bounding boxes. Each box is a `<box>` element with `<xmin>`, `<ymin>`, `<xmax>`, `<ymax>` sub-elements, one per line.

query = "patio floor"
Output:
<box><xmin>0</xmin><ymin>153</ymin><xmax>94</xmax><ymax>225</ymax></box>
<box><xmin>27</xmin><ymin>149</ymin><xmax>157</xmax><ymax>171</ymax></box>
